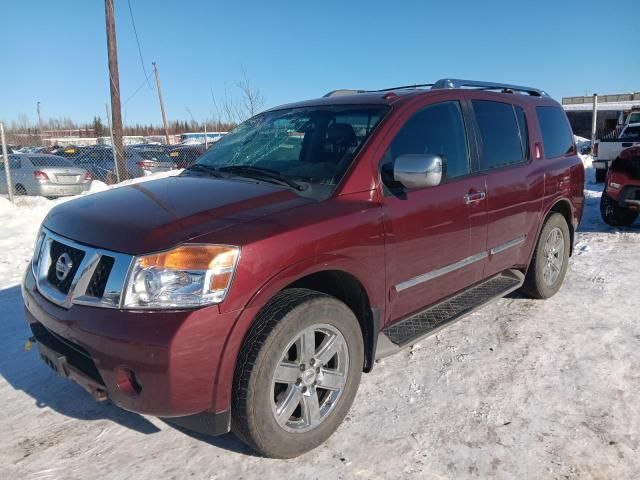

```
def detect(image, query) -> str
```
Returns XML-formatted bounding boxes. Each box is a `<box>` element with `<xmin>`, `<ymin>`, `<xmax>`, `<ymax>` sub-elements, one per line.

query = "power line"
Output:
<box><xmin>127</xmin><ymin>0</ymin><xmax>152</xmax><ymax>89</ymax></box>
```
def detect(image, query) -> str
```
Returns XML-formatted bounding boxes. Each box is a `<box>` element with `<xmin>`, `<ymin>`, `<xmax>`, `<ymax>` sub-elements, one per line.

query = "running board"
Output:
<box><xmin>375</xmin><ymin>269</ymin><xmax>524</xmax><ymax>359</ymax></box>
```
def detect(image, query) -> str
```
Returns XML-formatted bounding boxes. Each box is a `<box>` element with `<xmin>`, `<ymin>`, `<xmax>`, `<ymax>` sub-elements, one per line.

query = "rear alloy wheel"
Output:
<box><xmin>232</xmin><ymin>289</ymin><xmax>363</xmax><ymax>458</ymax></box>
<box><xmin>522</xmin><ymin>212</ymin><xmax>570</xmax><ymax>299</ymax></box>
<box><xmin>600</xmin><ymin>192</ymin><xmax>638</xmax><ymax>227</ymax></box>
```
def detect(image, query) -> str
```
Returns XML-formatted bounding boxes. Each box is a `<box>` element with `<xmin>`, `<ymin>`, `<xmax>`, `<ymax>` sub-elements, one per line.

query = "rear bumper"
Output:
<box><xmin>592</xmin><ymin>159</ymin><xmax>610</xmax><ymax>170</ymax></box>
<box><xmin>36</xmin><ymin>183</ymin><xmax>90</xmax><ymax>197</ymax></box>
<box><xmin>22</xmin><ymin>266</ymin><xmax>240</xmax><ymax>425</ymax></box>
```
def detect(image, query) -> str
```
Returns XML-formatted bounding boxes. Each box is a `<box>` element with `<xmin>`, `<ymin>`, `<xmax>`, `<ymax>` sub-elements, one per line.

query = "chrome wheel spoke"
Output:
<box><xmin>298</xmin><ymin>328</ymin><xmax>316</xmax><ymax>363</ymax></box>
<box><xmin>276</xmin><ymin>385</ymin><xmax>302</xmax><ymax>425</ymax></box>
<box><xmin>301</xmin><ymin>389</ymin><xmax>321</xmax><ymax>426</ymax></box>
<box><xmin>315</xmin><ymin>334</ymin><xmax>339</xmax><ymax>366</ymax></box>
<box><xmin>317</xmin><ymin>369</ymin><xmax>346</xmax><ymax>390</ymax></box>
<box><xmin>275</xmin><ymin>361</ymin><xmax>300</xmax><ymax>384</ymax></box>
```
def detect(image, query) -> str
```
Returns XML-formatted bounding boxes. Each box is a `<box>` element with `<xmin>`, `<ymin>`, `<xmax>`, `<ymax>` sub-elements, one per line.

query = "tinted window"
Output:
<box><xmin>30</xmin><ymin>156</ymin><xmax>73</xmax><ymax>167</ymax></box>
<box><xmin>472</xmin><ymin>100</ymin><xmax>525</xmax><ymax>169</ymax></box>
<box><xmin>382</xmin><ymin>101</ymin><xmax>469</xmax><ymax>181</ymax></box>
<box><xmin>623</xmin><ymin>126</ymin><xmax>640</xmax><ymax>139</ymax></box>
<box><xmin>536</xmin><ymin>106</ymin><xmax>574</xmax><ymax>158</ymax></box>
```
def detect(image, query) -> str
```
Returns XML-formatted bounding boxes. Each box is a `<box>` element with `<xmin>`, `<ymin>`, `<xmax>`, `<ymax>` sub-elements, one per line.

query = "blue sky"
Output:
<box><xmin>1</xmin><ymin>0</ymin><xmax>638</xmax><ymax>126</ymax></box>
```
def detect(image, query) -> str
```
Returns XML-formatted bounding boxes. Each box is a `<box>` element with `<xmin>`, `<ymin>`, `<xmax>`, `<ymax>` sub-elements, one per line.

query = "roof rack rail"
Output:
<box><xmin>323</xmin><ymin>89</ymin><xmax>367</xmax><ymax>98</ymax></box>
<box><xmin>431</xmin><ymin>78</ymin><xmax>548</xmax><ymax>97</ymax></box>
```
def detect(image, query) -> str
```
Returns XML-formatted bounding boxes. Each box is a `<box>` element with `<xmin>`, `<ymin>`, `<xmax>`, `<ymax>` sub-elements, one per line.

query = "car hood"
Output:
<box><xmin>43</xmin><ymin>175</ymin><xmax>312</xmax><ymax>254</ymax></box>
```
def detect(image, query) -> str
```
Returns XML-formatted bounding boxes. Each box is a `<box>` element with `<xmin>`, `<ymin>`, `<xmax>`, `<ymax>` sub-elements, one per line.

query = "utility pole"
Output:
<box><xmin>36</xmin><ymin>101</ymin><xmax>44</xmax><ymax>146</ymax></box>
<box><xmin>104</xmin><ymin>0</ymin><xmax>128</xmax><ymax>180</ymax></box>
<box><xmin>591</xmin><ymin>93</ymin><xmax>598</xmax><ymax>151</ymax></box>
<box><xmin>153</xmin><ymin>62</ymin><xmax>171</xmax><ymax>144</ymax></box>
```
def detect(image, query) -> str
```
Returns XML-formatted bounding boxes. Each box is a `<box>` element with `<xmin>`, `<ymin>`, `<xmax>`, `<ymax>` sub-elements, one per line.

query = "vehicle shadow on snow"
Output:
<box><xmin>0</xmin><ymin>285</ymin><xmax>160</xmax><ymax>435</ymax></box>
<box><xmin>160</xmin><ymin>421</ymin><xmax>259</xmax><ymax>456</ymax></box>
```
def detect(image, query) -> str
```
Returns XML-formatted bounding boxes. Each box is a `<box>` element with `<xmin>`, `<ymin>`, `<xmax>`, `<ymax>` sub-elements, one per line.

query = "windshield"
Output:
<box><xmin>193</xmin><ymin>105</ymin><xmax>388</xmax><ymax>189</ymax></box>
<box><xmin>137</xmin><ymin>150</ymin><xmax>172</xmax><ymax>162</ymax></box>
<box><xmin>628</xmin><ymin>112</ymin><xmax>640</xmax><ymax>124</ymax></box>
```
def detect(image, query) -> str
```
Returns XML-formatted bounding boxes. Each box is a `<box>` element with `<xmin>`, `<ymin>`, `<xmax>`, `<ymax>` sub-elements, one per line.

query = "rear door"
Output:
<box><xmin>469</xmin><ymin>97</ymin><xmax>544</xmax><ymax>276</ymax></box>
<box><xmin>380</xmin><ymin>99</ymin><xmax>488</xmax><ymax>323</ymax></box>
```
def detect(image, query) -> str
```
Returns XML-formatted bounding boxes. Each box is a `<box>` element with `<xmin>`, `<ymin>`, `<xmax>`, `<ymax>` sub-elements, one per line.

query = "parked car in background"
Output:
<box><xmin>22</xmin><ymin>79</ymin><xmax>584</xmax><ymax>458</ymax></box>
<box><xmin>600</xmin><ymin>145</ymin><xmax>640</xmax><ymax>226</ymax></box>
<box><xmin>0</xmin><ymin>154</ymin><xmax>92</xmax><ymax>197</ymax></box>
<box><xmin>72</xmin><ymin>146</ymin><xmax>174</xmax><ymax>184</ymax></box>
<box><xmin>593</xmin><ymin>124</ymin><xmax>640</xmax><ymax>182</ymax></box>
<box><xmin>167</xmin><ymin>143</ymin><xmax>210</xmax><ymax>168</ymax></box>
<box><xmin>49</xmin><ymin>145</ymin><xmax>86</xmax><ymax>158</ymax></box>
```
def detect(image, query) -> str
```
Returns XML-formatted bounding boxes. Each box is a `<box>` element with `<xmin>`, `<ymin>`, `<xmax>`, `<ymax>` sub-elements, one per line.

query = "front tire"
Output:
<box><xmin>522</xmin><ymin>213</ymin><xmax>571</xmax><ymax>299</ymax></box>
<box><xmin>600</xmin><ymin>192</ymin><xmax>638</xmax><ymax>227</ymax></box>
<box><xmin>232</xmin><ymin>289</ymin><xmax>364</xmax><ymax>458</ymax></box>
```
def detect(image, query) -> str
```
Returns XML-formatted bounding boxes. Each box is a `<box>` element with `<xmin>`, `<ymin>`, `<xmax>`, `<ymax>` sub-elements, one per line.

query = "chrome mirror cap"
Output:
<box><xmin>393</xmin><ymin>154</ymin><xmax>443</xmax><ymax>189</ymax></box>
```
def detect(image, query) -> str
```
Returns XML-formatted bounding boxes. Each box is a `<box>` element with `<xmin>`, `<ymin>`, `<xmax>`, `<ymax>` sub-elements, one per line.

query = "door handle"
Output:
<box><xmin>464</xmin><ymin>191</ymin><xmax>486</xmax><ymax>204</ymax></box>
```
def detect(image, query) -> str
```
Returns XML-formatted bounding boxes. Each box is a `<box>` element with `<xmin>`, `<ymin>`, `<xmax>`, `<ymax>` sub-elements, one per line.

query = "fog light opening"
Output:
<box><xmin>115</xmin><ymin>367</ymin><xmax>142</xmax><ymax>396</ymax></box>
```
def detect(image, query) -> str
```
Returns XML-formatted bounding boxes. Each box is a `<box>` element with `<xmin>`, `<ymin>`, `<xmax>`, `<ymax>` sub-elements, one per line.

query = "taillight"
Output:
<box><xmin>137</xmin><ymin>160</ymin><xmax>154</xmax><ymax>170</ymax></box>
<box><xmin>593</xmin><ymin>143</ymin><xmax>599</xmax><ymax>157</ymax></box>
<box><xmin>33</xmin><ymin>170</ymin><xmax>49</xmax><ymax>181</ymax></box>
<box><xmin>84</xmin><ymin>172</ymin><xmax>92</xmax><ymax>181</ymax></box>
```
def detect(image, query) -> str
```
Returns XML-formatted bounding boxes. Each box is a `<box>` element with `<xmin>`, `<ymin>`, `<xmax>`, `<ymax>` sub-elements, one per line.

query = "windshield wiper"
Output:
<box><xmin>218</xmin><ymin>165</ymin><xmax>304</xmax><ymax>191</ymax></box>
<box><xmin>183</xmin><ymin>164</ymin><xmax>226</xmax><ymax>178</ymax></box>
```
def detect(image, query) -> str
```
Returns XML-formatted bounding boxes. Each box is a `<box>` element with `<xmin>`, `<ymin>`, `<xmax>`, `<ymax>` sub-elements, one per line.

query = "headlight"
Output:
<box><xmin>123</xmin><ymin>244</ymin><xmax>240</xmax><ymax>309</ymax></box>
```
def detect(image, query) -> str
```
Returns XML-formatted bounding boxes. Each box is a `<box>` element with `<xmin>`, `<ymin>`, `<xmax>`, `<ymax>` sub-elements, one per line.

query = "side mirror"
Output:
<box><xmin>393</xmin><ymin>153</ymin><xmax>443</xmax><ymax>189</ymax></box>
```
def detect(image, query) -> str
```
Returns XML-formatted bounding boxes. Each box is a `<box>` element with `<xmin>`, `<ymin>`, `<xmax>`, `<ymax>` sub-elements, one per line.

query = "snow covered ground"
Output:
<box><xmin>1</xmin><ymin>160</ymin><xmax>639</xmax><ymax>479</ymax></box>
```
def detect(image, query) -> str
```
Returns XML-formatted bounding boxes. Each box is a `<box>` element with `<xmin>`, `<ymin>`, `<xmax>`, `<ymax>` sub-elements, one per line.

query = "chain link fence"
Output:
<box><xmin>1</xmin><ymin>123</ymin><xmax>223</xmax><ymax>201</ymax></box>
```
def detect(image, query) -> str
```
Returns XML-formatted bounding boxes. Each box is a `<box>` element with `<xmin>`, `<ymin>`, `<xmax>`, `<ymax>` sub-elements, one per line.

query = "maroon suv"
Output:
<box><xmin>22</xmin><ymin>79</ymin><xmax>584</xmax><ymax>458</ymax></box>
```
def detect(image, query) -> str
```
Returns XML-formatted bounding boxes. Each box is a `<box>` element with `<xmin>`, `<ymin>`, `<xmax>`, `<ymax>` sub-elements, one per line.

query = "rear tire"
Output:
<box><xmin>521</xmin><ymin>213</ymin><xmax>571</xmax><ymax>299</ymax></box>
<box><xmin>232</xmin><ymin>288</ymin><xmax>363</xmax><ymax>458</ymax></box>
<box><xmin>14</xmin><ymin>184</ymin><xmax>27</xmax><ymax>195</ymax></box>
<box><xmin>600</xmin><ymin>192</ymin><xmax>638</xmax><ymax>227</ymax></box>
<box><xmin>595</xmin><ymin>169</ymin><xmax>606</xmax><ymax>183</ymax></box>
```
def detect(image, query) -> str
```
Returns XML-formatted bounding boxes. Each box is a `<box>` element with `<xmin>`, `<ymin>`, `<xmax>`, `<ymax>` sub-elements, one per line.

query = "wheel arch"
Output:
<box><xmin>548</xmin><ymin>199</ymin><xmax>575</xmax><ymax>256</ymax></box>
<box><xmin>212</xmin><ymin>257</ymin><xmax>381</xmax><ymax>413</ymax></box>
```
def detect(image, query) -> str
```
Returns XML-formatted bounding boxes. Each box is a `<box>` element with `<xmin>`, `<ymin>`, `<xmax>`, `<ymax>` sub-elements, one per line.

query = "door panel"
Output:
<box><xmin>383</xmin><ymin>178</ymin><xmax>487</xmax><ymax>323</ymax></box>
<box><xmin>469</xmin><ymin>100</ymin><xmax>543</xmax><ymax>275</ymax></box>
<box><xmin>379</xmin><ymin>99</ymin><xmax>488</xmax><ymax>325</ymax></box>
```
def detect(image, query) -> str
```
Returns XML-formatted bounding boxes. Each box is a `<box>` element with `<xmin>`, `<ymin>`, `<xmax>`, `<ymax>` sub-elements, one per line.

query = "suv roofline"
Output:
<box><xmin>264</xmin><ymin>78</ymin><xmax>553</xmax><ymax>113</ymax></box>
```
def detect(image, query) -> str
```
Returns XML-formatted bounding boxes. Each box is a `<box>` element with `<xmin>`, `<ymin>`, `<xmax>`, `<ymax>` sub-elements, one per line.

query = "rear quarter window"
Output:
<box><xmin>536</xmin><ymin>106</ymin><xmax>574</xmax><ymax>158</ymax></box>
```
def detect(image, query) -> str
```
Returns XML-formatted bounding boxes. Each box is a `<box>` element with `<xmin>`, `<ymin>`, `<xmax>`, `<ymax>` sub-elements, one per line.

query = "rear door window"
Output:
<box><xmin>472</xmin><ymin>100</ymin><xmax>526</xmax><ymax>170</ymax></box>
<box><xmin>536</xmin><ymin>106</ymin><xmax>574</xmax><ymax>158</ymax></box>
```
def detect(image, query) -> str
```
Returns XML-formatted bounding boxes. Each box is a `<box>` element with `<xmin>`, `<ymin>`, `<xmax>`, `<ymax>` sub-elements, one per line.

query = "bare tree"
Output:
<box><xmin>235</xmin><ymin>66</ymin><xmax>264</xmax><ymax>120</ymax></box>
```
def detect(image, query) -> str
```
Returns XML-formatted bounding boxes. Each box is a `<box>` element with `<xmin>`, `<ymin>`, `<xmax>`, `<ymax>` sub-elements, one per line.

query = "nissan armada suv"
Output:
<box><xmin>22</xmin><ymin>79</ymin><xmax>584</xmax><ymax>458</ymax></box>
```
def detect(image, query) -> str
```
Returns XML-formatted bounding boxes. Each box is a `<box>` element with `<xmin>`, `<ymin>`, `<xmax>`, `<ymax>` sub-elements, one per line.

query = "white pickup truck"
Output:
<box><xmin>593</xmin><ymin>124</ymin><xmax>640</xmax><ymax>182</ymax></box>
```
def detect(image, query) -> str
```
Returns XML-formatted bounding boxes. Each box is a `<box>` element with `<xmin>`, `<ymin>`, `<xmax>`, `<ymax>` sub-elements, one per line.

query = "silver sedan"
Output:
<box><xmin>0</xmin><ymin>154</ymin><xmax>92</xmax><ymax>198</ymax></box>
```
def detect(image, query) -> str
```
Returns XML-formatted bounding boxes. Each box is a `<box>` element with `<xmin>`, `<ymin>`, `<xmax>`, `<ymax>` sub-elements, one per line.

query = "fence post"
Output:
<box><xmin>1</xmin><ymin>122</ymin><xmax>14</xmax><ymax>203</ymax></box>
<box><xmin>591</xmin><ymin>93</ymin><xmax>598</xmax><ymax>149</ymax></box>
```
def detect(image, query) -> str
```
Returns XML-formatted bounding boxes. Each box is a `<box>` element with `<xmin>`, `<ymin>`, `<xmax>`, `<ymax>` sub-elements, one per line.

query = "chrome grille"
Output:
<box><xmin>33</xmin><ymin>229</ymin><xmax>133</xmax><ymax>309</ymax></box>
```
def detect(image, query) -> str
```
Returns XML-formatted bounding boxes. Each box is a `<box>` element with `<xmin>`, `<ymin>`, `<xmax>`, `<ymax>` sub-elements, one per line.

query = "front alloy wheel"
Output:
<box><xmin>232</xmin><ymin>289</ymin><xmax>363</xmax><ymax>458</ymax></box>
<box><xmin>272</xmin><ymin>324</ymin><xmax>349</xmax><ymax>433</ymax></box>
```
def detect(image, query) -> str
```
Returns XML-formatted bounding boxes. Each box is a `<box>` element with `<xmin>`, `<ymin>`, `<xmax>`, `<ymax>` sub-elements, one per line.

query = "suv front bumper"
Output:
<box><xmin>22</xmin><ymin>266</ymin><xmax>239</xmax><ymax>431</ymax></box>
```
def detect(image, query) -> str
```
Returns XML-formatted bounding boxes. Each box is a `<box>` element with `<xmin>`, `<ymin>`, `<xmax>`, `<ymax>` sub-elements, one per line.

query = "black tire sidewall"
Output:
<box><xmin>234</xmin><ymin>292</ymin><xmax>363</xmax><ymax>458</ymax></box>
